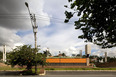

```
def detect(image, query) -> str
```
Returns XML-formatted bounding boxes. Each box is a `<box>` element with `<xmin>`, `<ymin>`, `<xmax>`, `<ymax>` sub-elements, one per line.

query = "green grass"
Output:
<box><xmin>32</xmin><ymin>68</ymin><xmax>40</xmax><ymax>74</ymax></box>
<box><xmin>45</xmin><ymin>68</ymin><xmax>116</xmax><ymax>70</ymax></box>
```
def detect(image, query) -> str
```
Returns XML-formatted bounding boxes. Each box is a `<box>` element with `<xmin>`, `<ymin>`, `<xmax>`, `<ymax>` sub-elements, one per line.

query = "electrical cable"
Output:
<box><xmin>0</xmin><ymin>13</ymin><xmax>74</xmax><ymax>24</ymax></box>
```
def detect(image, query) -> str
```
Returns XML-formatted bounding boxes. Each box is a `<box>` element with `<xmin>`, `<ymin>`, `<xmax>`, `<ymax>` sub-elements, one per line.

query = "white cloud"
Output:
<box><xmin>0</xmin><ymin>0</ymin><xmax>50</xmax><ymax>51</ymax></box>
<box><xmin>91</xmin><ymin>47</ymin><xmax>116</xmax><ymax>57</ymax></box>
<box><xmin>0</xmin><ymin>0</ymin><xmax>116</xmax><ymax>58</ymax></box>
<box><xmin>20</xmin><ymin>22</ymin><xmax>86</xmax><ymax>56</ymax></box>
<box><xmin>28</xmin><ymin>0</ymin><xmax>50</xmax><ymax>27</ymax></box>
<box><xmin>0</xmin><ymin>26</ymin><xmax>23</xmax><ymax>52</ymax></box>
<box><xmin>106</xmin><ymin>48</ymin><xmax>116</xmax><ymax>57</ymax></box>
<box><xmin>0</xmin><ymin>27</ymin><xmax>21</xmax><ymax>46</ymax></box>
<box><xmin>19</xmin><ymin>0</ymin><xmax>116</xmax><ymax>57</ymax></box>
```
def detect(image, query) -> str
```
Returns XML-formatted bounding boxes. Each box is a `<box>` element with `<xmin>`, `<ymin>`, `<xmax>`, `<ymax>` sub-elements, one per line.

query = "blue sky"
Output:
<box><xmin>0</xmin><ymin>0</ymin><xmax>116</xmax><ymax>57</ymax></box>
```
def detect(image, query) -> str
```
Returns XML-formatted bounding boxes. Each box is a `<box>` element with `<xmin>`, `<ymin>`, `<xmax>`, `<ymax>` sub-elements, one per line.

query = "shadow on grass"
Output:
<box><xmin>20</xmin><ymin>70</ymin><xmax>37</xmax><ymax>75</ymax></box>
<box><xmin>0</xmin><ymin>71</ymin><xmax>21</xmax><ymax>76</ymax></box>
<box><xmin>0</xmin><ymin>70</ymin><xmax>38</xmax><ymax>76</ymax></box>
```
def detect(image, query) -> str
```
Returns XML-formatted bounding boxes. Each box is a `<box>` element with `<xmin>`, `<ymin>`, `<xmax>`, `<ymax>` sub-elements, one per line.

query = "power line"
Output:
<box><xmin>0</xmin><ymin>13</ymin><xmax>64</xmax><ymax>20</ymax></box>
<box><xmin>0</xmin><ymin>14</ymin><xmax>74</xmax><ymax>24</ymax></box>
<box><xmin>0</xmin><ymin>13</ymin><xmax>74</xmax><ymax>23</ymax></box>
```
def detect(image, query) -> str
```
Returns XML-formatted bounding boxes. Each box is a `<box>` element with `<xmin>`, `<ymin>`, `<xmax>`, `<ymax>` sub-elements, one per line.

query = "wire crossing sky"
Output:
<box><xmin>0</xmin><ymin>0</ymin><xmax>116</xmax><ymax>57</ymax></box>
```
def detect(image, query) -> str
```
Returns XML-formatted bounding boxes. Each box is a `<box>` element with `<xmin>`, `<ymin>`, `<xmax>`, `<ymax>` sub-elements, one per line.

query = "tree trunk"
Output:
<box><xmin>26</xmin><ymin>64</ymin><xmax>32</xmax><ymax>70</ymax></box>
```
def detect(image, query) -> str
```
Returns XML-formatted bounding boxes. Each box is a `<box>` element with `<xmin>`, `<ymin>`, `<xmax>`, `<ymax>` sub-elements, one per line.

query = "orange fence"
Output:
<box><xmin>46</xmin><ymin>58</ymin><xmax>87</xmax><ymax>63</ymax></box>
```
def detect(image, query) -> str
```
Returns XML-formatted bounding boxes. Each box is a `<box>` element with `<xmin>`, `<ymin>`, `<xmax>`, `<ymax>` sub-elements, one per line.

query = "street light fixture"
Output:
<box><xmin>25</xmin><ymin>2</ymin><xmax>38</xmax><ymax>74</ymax></box>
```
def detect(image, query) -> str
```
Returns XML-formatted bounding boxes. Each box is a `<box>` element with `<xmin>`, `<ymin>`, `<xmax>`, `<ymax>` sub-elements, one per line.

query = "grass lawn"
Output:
<box><xmin>45</xmin><ymin>68</ymin><xmax>116</xmax><ymax>70</ymax></box>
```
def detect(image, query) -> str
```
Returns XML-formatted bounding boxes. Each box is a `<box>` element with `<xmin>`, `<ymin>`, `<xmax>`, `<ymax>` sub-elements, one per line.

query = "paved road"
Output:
<box><xmin>0</xmin><ymin>70</ymin><xmax>116</xmax><ymax>77</ymax></box>
<box><xmin>0</xmin><ymin>75</ymin><xmax>116</xmax><ymax>77</ymax></box>
<box><xmin>46</xmin><ymin>70</ymin><xmax>116</xmax><ymax>75</ymax></box>
<box><xmin>43</xmin><ymin>75</ymin><xmax>116</xmax><ymax>77</ymax></box>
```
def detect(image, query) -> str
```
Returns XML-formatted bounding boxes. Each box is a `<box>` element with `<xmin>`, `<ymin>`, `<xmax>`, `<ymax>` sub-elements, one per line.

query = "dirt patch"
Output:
<box><xmin>0</xmin><ymin>63</ymin><xmax>9</xmax><ymax>67</ymax></box>
<box><xmin>42</xmin><ymin>66</ymin><xmax>93</xmax><ymax>68</ymax></box>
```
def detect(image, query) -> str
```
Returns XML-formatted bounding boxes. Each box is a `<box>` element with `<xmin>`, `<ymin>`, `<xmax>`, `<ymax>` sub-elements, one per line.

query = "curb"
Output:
<box><xmin>39</xmin><ymin>70</ymin><xmax>46</xmax><ymax>75</ymax></box>
<box><xmin>46</xmin><ymin>70</ymin><xmax>116</xmax><ymax>72</ymax></box>
<box><xmin>39</xmin><ymin>68</ymin><xmax>46</xmax><ymax>75</ymax></box>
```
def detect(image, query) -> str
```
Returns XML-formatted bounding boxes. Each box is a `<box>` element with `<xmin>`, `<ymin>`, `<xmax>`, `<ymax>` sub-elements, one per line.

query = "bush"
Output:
<box><xmin>95</xmin><ymin>62</ymin><xmax>116</xmax><ymax>67</ymax></box>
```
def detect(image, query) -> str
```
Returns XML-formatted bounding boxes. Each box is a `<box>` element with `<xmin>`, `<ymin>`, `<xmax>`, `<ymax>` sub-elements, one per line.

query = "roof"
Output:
<box><xmin>46</xmin><ymin>56</ymin><xmax>82</xmax><ymax>58</ymax></box>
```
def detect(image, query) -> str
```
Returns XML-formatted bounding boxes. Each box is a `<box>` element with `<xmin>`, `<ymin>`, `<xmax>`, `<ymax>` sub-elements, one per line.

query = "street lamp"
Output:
<box><xmin>25</xmin><ymin>2</ymin><xmax>38</xmax><ymax>74</ymax></box>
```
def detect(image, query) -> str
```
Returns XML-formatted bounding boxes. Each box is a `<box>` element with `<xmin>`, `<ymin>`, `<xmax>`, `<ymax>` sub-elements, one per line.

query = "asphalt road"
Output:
<box><xmin>46</xmin><ymin>70</ymin><xmax>116</xmax><ymax>75</ymax></box>
<box><xmin>0</xmin><ymin>71</ymin><xmax>116</xmax><ymax>77</ymax></box>
<box><xmin>0</xmin><ymin>75</ymin><xmax>116</xmax><ymax>77</ymax></box>
<box><xmin>43</xmin><ymin>75</ymin><xmax>116</xmax><ymax>77</ymax></box>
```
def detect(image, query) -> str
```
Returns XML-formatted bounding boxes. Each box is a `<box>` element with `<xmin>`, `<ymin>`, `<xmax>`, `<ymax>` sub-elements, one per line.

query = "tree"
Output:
<box><xmin>37</xmin><ymin>53</ymin><xmax>47</xmax><ymax>67</ymax></box>
<box><xmin>76</xmin><ymin>54</ymin><xmax>80</xmax><ymax>57</ymax></box>
<box><xmin>0</xmin><ymin>51</ymin><xmax>2</xmax><ymax>60</ymax></box>
<box><xmin>8</xmin><ymin>45</ymin><xmax>45</xmax><ymax>70</ymax></box>
<box><xmin>43</xmin><ymin>50</ymin><xmax>52</xmax><ymax>57</ymax></box>
<box><xmin>107</xmin><ymin>57</ymin><xmax>116</xmax><ymax>62</ymax></box>
<box><xmin>82</xmin><ymin>55</ymin><xmax>86</xmax><ymax>58</ymax></box>
<box><xmin>62</xmin><ymin>53</ymin><xmax>66</xmax><ymax>57</ymax></box>
<box><xmin>65</xmin><ymin>0</ymin><xmax>116</xmax><ymax>48</ymax></box>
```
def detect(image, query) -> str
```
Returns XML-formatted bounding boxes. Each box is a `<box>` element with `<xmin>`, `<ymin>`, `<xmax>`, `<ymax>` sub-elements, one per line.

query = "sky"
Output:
<box><xmin>0</xmin><ymin>0</ymin><xmax>116</xmax><ymax>57</ymax></box>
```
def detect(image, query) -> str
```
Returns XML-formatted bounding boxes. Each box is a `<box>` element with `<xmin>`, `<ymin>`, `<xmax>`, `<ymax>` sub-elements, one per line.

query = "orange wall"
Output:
<box><xmin>46</xmin><ymin>58</ymin><xmax>87</xmax><ymax>63</ymax></box>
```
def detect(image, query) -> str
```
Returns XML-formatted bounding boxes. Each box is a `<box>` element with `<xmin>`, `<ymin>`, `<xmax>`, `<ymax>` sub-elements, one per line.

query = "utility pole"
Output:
<box><xmin>25</xmin><ymin>2</ymin><xmax>38</xmax><ymax>74</ymax></box>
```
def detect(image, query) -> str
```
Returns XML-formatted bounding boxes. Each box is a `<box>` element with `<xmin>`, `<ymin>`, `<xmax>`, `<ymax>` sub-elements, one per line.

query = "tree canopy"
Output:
<box><xmin>43</xmin><ymin>50</ymin><xmax>52</xmax><ymax>57</ymax></box>
<box><xmin>8</xmin><ymin>45</ymin><xmax>46</xmax><ymax>70</ymax></box>
<box><xmin>62</xmin><ymin>53</ymin><xmax>67</xmax><ymax>57</ymax></box>
<box><xmin>65</xmin><ymin>0</ymin><xmax>116</xmax><ymax>48</ymax></box>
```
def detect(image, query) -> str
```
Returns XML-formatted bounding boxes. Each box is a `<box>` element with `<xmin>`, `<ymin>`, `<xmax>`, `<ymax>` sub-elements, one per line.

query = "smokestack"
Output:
<box><xmin>3</xmin><ymin>45</ymin><xmax>6</xmax><ymax>62</ymax></box>
<box><xmin>105</xmin><ymin>52</ymin><xmax>107</xmax><ymax>62</ymax></box>
<box><xmin>85</xmin><ymin>44</ymin><xmax>91</xmax><ymax>58</ymax></box>
<box><xmin>85</xmin><ymin>44</ymin><xmax>91</xmax><ymax>66</ymax></box>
